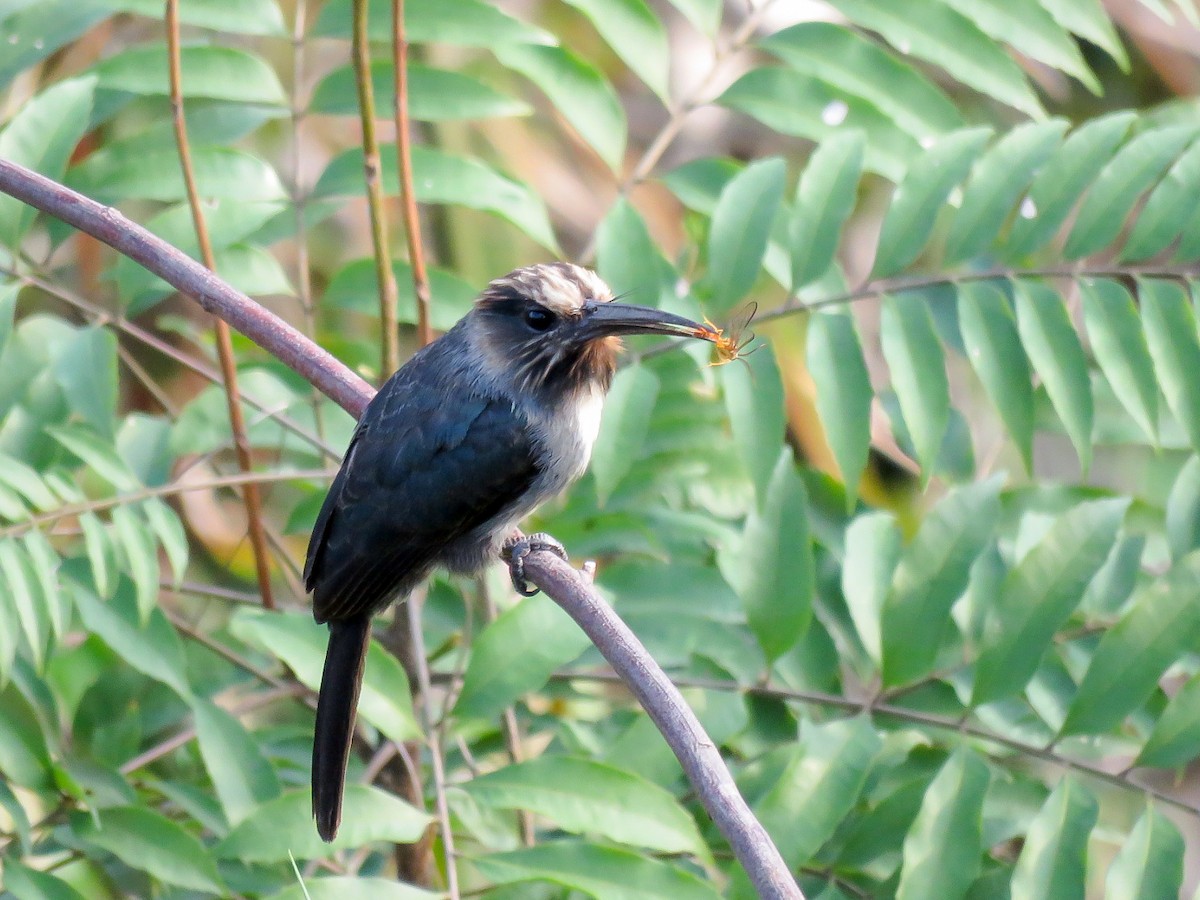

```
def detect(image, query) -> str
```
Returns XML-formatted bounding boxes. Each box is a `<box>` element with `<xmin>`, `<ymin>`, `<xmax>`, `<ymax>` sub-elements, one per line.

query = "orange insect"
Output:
<box><xmin>697</xmin><ymin>302</ymin><xmax>760</xmax><ymax>367</ymax></box>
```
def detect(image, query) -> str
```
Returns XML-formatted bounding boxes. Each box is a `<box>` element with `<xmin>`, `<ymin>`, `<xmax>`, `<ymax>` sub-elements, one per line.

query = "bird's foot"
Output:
<box><xmin>501</xmin><ymin>532</ymin><xmax>568</xmax><ymax>597</ymax></box>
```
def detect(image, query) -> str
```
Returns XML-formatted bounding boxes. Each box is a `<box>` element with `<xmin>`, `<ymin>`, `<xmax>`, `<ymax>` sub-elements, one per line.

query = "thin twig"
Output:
<box><xmin>166</xmin><ymin>0</ymin><xmax>276</xmax><ymax>609</ymax></box>
<box><xmin>407</xmin><ymin>598</ymin><xmax>460</xmax><ymax>899</ymax></box>
<box><xmin>391</xmin><ymin>0</ymin><xmax>433</xmax><ymax>346</ymax></box>
<box><xmin>353</xmin><ymin>0</ymin><xmax>401</xmax><ymax>377</ymax></box>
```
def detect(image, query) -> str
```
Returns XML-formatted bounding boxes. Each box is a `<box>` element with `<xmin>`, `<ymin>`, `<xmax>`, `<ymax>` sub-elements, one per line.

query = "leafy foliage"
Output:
<box><xmin>2</xmin><ymin>0</ymin><xmax>1200</xmax><ymax>898</ymax></box>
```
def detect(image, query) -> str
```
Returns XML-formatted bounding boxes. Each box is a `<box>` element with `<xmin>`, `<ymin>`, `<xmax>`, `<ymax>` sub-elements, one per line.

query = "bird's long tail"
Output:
<box><xmin>312</xmin><ymin>615</ymin><xmax>371</xmax><ymax>842</ymax></box>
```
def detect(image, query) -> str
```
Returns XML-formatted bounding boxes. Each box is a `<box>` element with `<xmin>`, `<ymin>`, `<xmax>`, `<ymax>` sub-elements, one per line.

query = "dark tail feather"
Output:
<box><xmin>312</xmin><ymin>615</ymin><xmax>371</xmax><ymax>842</ymax></box>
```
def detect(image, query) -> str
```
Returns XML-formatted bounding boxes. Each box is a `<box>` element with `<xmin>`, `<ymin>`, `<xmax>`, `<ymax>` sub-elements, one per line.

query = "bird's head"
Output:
<box><xmin>470</xmin><ymin>262</ymin><xmax>718</xmax><ymax>397</ymax></box>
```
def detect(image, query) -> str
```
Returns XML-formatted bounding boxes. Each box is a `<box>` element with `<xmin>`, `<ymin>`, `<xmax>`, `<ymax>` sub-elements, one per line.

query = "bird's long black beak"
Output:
<box><xmin>578</xmin><ymin>300</ymin><xmax>719</xmax><ymax>343</ymax></box>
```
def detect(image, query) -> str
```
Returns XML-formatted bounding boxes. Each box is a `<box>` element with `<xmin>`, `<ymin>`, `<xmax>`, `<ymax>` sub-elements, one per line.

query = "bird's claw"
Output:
<box><xmin>501</xmin><ymin>533</ymin><xmax>568</xmax><ymax>596</ymax></box>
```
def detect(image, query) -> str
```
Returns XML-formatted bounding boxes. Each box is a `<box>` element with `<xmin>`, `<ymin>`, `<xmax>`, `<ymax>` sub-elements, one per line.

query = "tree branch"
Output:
<box><xmin>0</xmin><ymin>159</ymin><xmax>801</xmax><ymax>899</ymax></box>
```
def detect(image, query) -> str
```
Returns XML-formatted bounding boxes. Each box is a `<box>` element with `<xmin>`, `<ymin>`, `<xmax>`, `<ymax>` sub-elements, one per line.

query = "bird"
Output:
<box><xmin>304</xmin><ymin>262</ymin><xmax>720</xmax><ymax>841</ymax></box>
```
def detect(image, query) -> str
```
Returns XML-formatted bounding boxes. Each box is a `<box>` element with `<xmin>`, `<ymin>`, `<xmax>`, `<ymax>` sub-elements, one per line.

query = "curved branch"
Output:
<box><xmin>0</xmin><ymin>159</ymin><xmax>801</xmax><ymax>899</ymax></box>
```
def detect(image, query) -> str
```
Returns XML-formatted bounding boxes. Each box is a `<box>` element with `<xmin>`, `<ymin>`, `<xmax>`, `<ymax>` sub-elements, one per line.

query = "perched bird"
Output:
<box><xmin>304</xmin><ymin>262</ymin><xmax>719</xmax><ymax>841</ymax></box>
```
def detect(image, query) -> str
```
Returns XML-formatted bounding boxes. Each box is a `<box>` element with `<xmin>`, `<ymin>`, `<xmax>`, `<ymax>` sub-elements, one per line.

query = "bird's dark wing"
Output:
<box><xmin>304</xmin><ymin>369</ymin><xmax>540</xmax><ymax>623</ymax></box>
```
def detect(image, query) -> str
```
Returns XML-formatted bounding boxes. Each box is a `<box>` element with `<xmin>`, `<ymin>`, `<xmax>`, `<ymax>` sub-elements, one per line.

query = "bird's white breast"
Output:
<box><xmin>574</xmin><ymin>386</ymin><xmax>605</xmax><ymax>459</ymax></box>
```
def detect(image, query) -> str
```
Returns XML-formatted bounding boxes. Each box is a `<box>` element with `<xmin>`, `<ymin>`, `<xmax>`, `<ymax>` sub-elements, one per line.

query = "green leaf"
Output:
<box><xmin>230</xmin><ymin>609</ymin><xmax>420</xmax><ymax>742</ymax></box>
<box><xmin>721</xmin><ymin>343</ymin><xmax>786</xmax><ymax>505</ymax></box>
<box><xmin>1040</xmin><ymin>0</ymin><xmax>1128</xmax><ymax>70</ymax></box>
<box><xmin>882</xmin><ymin>478</ymin><xmax>1002</xmax><ymax>686</ymax></box>
<box><xmin>1166</xmin><ymin>456</ymin><xmax>1200</xmax><ymax>561</ymax></box>
<box><xmin>455</xmin><ymin>593</ymin><xmax>591</xmax><ymax>720</ymax></box>
<box><xmin>266</xmin><ymin>878</ymin><xmax>441</xmax><ymax>900</ymax></box>
<box><xmin>0</xmin><ymin>541</ymin><xmax>46</xmax><ymax>670</ymax></box>
<box><xmin>761</xmin><ymin>23</ymin><xmax>962</xmax><ymax>140</ymax></box>
<box><xmin>475</xmin><ymin>841</ymin><xmax>721</xmax><ymax>900</ymax></box>
<box><xmin>313</xmin><ymin>145</ymin><xmax>558</xmax><ymax>251</ymax></box>
<box><xmin>1079</xmin><ymin>278</ymin><xmax>1159</xmax><ymax>444</ymax></box>
<box><xmin>1064</xmin><ymin>125</ymin><xmax>1198</xmax><ymax>258</ymax></box>
<box><xmin>725</xmin><ymin>451</ymin><xmax>813</xmax><ymax>663</ymax></box>
<box><xmin>1</xmin><ymin>860</ymin><xmax>87</xmax><ymax>900</ymax></box>
<box><xmin>972</xmin><ymin>499</ymin><xmax>1127</xmax><ymax>706</ymax></box>
<box><xmin>592</xmin><ymin>365</ymin><xmax>660</xmax><ymax>504</ymax></box>
<box><xmin>78</xmin><ymin>513</ymin><xmax>112</xmax><ymax>597</ymax></box>
<box><xmin>1138</xmin><ymin>672</ymin><xmax>1200</xmax><ymax>768</ymax></box>
<box><xmin>91</xmin><ymin>45</ymin><xmax>285</xmax><ymax>104</ymax></box>
<box><xmin>1140</xmin><ymin>278</ymin><xmax>1200</xmax><ymax>455</ymax></box>
<box><xmin>956</xmin><ymin>281</ymin><xmax>1034</xmax><ymax>470</ymax></box>
<box><xmin>0</xmin><ymin>75</ymin><xmax>96</xmax><ymax>249</ymax></box>
<box><xmin>705</xmin><ymin>157</ymin><xmax>786</xmax><ymax>313</ymax></box>
<box><xmin>664</xmin><ymin>0</ymin><xmax>720</xmax><ymax>35</ymax></box>
<box><xmin>216</xmin><ymin>786</ymin><xmax>429</xmax><ymax>859</ymax></box>
<box><xmin>465</xmin><ymin>756</ymin><xmax>707</xmax><ymax>857</ymax></box>
<box><xmin>717</xmin><ymin>68</ymin><xmax>917</xmax><ymax>182</ymax></box>
<box><xmin>753</xmin><ymin>717</ymin><xmax>881</xmax><ymax>867</ymax></box>
<box><xmin>313</xmin><ymin>0</ymin><xmax>552</xmax><ymax>46</ymax></box>
<box><xmin>880</xmin><ymin>292</ymin><xmax>950</xmax><ymax>476</ymax></box>
<box><xmin>68</xmin><ymin>145</ymin><xmax>286</xmax><ymax>204</ymax></box>
<box><xmin>872</xmin><ymin>127</ymin><xmax>992</xmax><ymax>278</ymax></box>
<box><xmin>47</xmin><ymin>424</ymin><xmax>138</xmax><ymax>491</ymax></box>
<box><xmin>110</xmin><ymin>0</ymin><xmax>287</xmax><ymax>36</ymax></box>
<box><xmin>842</xmin><ymin>513</ymin><xmax>902</xmax><ymax>666</ymax></box>
<box><xmin>1122</xmin><ymin>136</ymin><xmax>1200</xmax><ymax>260</ymax></box>
<box><xmin>71</xmin><ymin>806</ymin><xmax>224</xmax><ymax>893</ymax></box>
<box><xmin>827</xmin><ymin>0</ymin><xmax>1045</xmax><ymax>117</ymax></box>
<box><xmin>323</xmin><ymin>258</ymin><xmax>477</xmax><ymax>331</ymax></box>
<box><xmin>1060</xmin><ymin>552</ymin><xmax>1200</xmax><ymax>736</ymax></box>
<box><xmin>0</xmin><ymin>280</ymin><xmax>17</xmax><ymax>359</ymax></box>
<box><xmin>564</xmin><ymin>0</ymin><xmax>670</xmax><ymax>100</ymax></box>
<box><xmin>310</xmin><ymin>61</ymin><xmax>530</xmax><ymax>121</ymax></box>
<box><xmin>110</xmin><ymin>505</ymin><xmax>159</xmax><ymax>623</ymax></box>
<box><xmin>895</xmin><ymin>748</ymin><xmax>990</xmax><ymax>900</ymax></box>
<box><xmin>68</xmin><ymin>571</ymin><xmax>191</xmax><ymax>698</ymax></box>
<box><xmin>52</xmin><ymin>326</ymin><xmax>117</xmax><ymax>441</ymax></box>
<box><xmin>1105</xmin><ymin>807</ymin><xmax>1184</xmax><ymax>899</ymax></box>
<box><xmin>1013</xmin><ymin>279</ymin><xmax>1094</xmax><ymax>473</ymax></box>
<box><xmin>1004</xmin><ymin>112</ymin><xmax>1136</xmax><ymax>258</ymax></box>
<box><xmin>191</xmin><ymin>696</ymin><xmax>282</xmax><ymax>825</ymax></box>
<box><xmin>595</xmin><ymin>198</ymin><xmax>669</xmax><ymax>305</ymax></box>
<box><xmin>789</xmin><ymin>131</ymin><xmax>865</xmax><ymax>289</ymax></box>
<box><xmin>806</xmin><ymin>310</ymin><xmax>872</xmax><ymax>506</ymax></box>
<box><xmin>938</xmin><ymin>0</ymin><xmax>1099</xmax><ymax>92</ymax></box>
<box><xmin>497</xmin><ymin>43</ymin><xmax>626</xmax><ymax>170</ymax></box>
<box><xmin>1009</xmin><ymin>779</ymin><xmax>1098</xmax><ymax>900</ymax></box>
<box><xmin>944</xmin><ymin>120</ymin><xmax>1068</xmax><ymax>264</ymax></box>
<box><xmin>0</xmin><ymin>2</ymin><xmax>109</xmax><ymax>90</ymax></box>
<box><xmin>142</xmin><ymin>498</ymin><xmax>188</xmax><ymax>585</ymax></box>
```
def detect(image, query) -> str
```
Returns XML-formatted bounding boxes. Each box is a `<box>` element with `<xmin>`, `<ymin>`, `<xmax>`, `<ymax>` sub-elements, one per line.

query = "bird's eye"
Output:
<box><xmin>523</xmin><ymin>306</ymin><xmax>556</xmax><ymax>332</ymax></box>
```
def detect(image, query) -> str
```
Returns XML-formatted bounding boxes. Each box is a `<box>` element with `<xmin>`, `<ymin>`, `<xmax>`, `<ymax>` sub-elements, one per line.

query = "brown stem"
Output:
<box><xmin>353</xmin><ymin>0</ymin><xmax>401</xmax><ymax>378</ymax></box>
<box><xmin>391</xmin><ymin>0</ymin><xmax>433</xmax><ymax>347</ymax></box>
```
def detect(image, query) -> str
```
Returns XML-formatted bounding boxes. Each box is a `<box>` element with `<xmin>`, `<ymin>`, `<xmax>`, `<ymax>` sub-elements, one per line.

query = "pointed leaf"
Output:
<box><xmin>70</xmin><ymin>806</ymin><xmax>223</xmax><ymax>893</ymax></box>
<box><xmin>789</xmin><ymin>131</ymin><xmax>865</xmax><ymax>289</ymax></box>
<box><xmin>882</xmin><ymin>478</ymin><xmax>1002</xmax><ymax>686</ymax></box>
<box><xmin>1065</xmin><ymin>125</ymin><xmax>1198</xmax><ymax>258</ymax></box>
<box><xmin>957</xmin><ymin>281</ymin><xmax>1034</xmax><ymax>470</ymax></box>
<box><xmin>727</xmin><ymin>451</ymin><xmax>813</xmax><ymax>663</ymax></box>
<box><xmin>1061</xmin><ymin>552</ymin><xmax>1200</xmax><ymax>736</ymax></box>
<box><xmin>266</xmin><ymin>879</ymin><xmax>440</xmax><ymax>900</ymax></box>
<box><xmin>455</xmin><ymin>593</ymin><xmax>591</xmax><ymax>720</ymax></box>
<box><xmin>110</xmin><ymin>505</ymin><xmax>159</xmax><ymax>623</ymax></box>
<box><xmin>721</xmin><ymin>343</ymin><xmax>786</xmax><ymax>506</ymax></box>
<box><xmin>564</xmin><ymin>0</ymin><xmax>670</xmax><ymax>100</ymax></box>
<box><xmin>752</xmin><ymin>717</ymin><xmax>881</xmax><ymax>867</ymax></box>
<box><xmin>895</xmin><ymin>748</ymin><xmax>990</xmax><ymax>900</ymax></box>
<box><xmin>68</xmin><ymin>146</ymin><xmax>286</xmax><ymax>204</ymax></box>
<box><xmin>664</xmin><ymin>0</ymin><xmax>720</xmax><ymax>35</ymax></box>
<box><xmin>595</xmin><ymin>198</ymin><xmax>669</xmax><ymax>305</ymax></box>
<box><xmin>880</xmin><ymin>292</ymin><xmax>950</xmax><ymax>476</ymax></box>
<box><xmin>310</xmin><ymin>61</ymin><xmax>529</xmax><ymax>120</ymax></box>
<box><xmin>1140</xmin><ymin>278</ymin><xmax>1200</xmax><ymax>454</ymax></box>
<box><xmin>1040</xmin><ymin>0</ymin><xmax>1128</xmax><ymax>70</ymax></box>
<box><xmin>1138</xmin><ymin>672</ymin><xmax>1200</xmax><ymax>768</ymax></box>
<box><xmin>216</xmin><ymin>785</ymin><xmax>430</xmax><ymax>859</ymax></box>
<box><xmin>827</xmin><ymin>0</ymin><xmax>1044</xmax><ymax>116</ymax></box>
<box><xmin>497</xmin><ymin>43</ymin><xmax>625</xmax><ymax>170</ymax></box>
<box><xmin>111</xmin><ymin>0</ymin><xmax>287</xmax><ymax>35</ymax></box>
<box><xmin>191</xmin><ymin>696</ymin><xmax>282</xmax><ymax>825</ymax></box>
<box><xmin>1013</xmin><ymin>279</ymin><xmax>1093</xmax><ymax>472</ymax></box>
<box><xmin>1122</xmin><ymin>137</ymin><xmax>1200</xmax><ymax>261</ymax></box>
<box><xmin>1</xmin><ymin>860</ymin><xmax>87</xmax><ymax>900</ymax></box>
<box><xmin>47</xmin><ymin>424</ymin><xmax>138</xmax><ymax>491</ymax></box>
<box><xmin>842</xmin><ymin>512</ymin><xmax>902</xmax><ymax>666</ymax></box>
<box><xmin>52</xmin><ymin>326</ymin><xmax>118</xmax><ymax>441</ymax></box>
<box><xmin>592</xmin><ymin>365</ymin><xmax>660</xmax><ymax>504</ymax></box>
<box><xmin>22</xmin><ymin>531</ymin><xmax>62</xmax><ymax>641</ymax></box>
<box><xmin>1105</xmin><ymin>807</ymin><xmax>1184</xmax><ymax>899</ymax></box>
<box><xmin>1005</xmin><ymin>112</ymin><xmax>1136</xmax><ymax>257</ymax></box>
<box><xmin>312</xmin><ymin>0</ymin><xmax>551</xmax><ymax>45</ymax></box>
<box><xmin>945</xmin><ymin>120</ymin><xmax>1068</xmax><ymax>264</ymax></box>
<box><xmin>806</xmin><ymin>310</ymin><xmax>872</xmax><ymax>507</ymax></box>
<box><xmin>0</xmin><ymin>541</ymin><xmax>46</xmax><ymax>670</ymax></box>
<box><xmin>872</xmin><ymin>128</ymin><xmax>992</xmax><ymax>278</ymax></box>
<box><xmin>706</xmin><ymin>157</ymin><xmax>786</xmax><ymax>313</ymax></box>
<box><xmin>91</xmin><ymin>45</ymin><xmax>285</xmax><ymax>104</ymax></box>
<box><xmin>1009</xmin><ymin>779</ymin><xmax>1098</xmax><ymax>900</ymax></box>
<box><xmin>1079</xmin><ymin>278</ymin><xmax>1159</xmax><ymax>444</ymax></box>
<box><xmin>761</xmin><ymin>23</ymin><xmax>962</xmax><ymax>140</ymax></box>
<box><xmin>973</xmin><ymin>499</ymin><xmax>1127</xmax><ymax>706</ymax></box>
<box><xmin>465</xmin><ymin>756</ymin><xmax>707</xmax><ymax>857</ymax></box>
<box><xmin>1166</xmin><ymin>456</ymin><xmax>1200</xmax><ymax>561</ymax></box>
